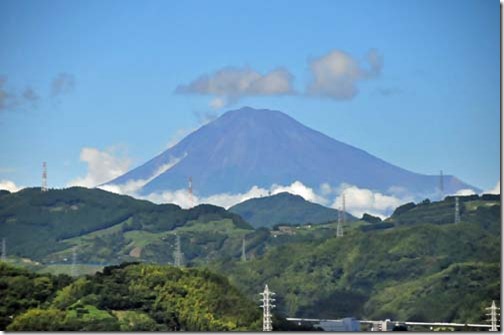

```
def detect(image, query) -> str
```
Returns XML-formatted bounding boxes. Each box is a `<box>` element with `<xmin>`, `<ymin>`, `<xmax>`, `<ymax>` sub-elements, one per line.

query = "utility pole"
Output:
<box><xmin>173</xmin><ymin>234</ymin><xmax>184</xmax><ymax>267</ymax></box>
<box><xmin>486</xmin><ymin>300</ymin><xmax>500</xmax><ymax>331</ymax></box>
<box><xmin>260</xmin><ymin>284</ymin><xmax>276</xmax><ymax>331</ymax></box>
<box><xmin>454</xmin><ymin>196</ymin><xmax>460</xmax><ymax>224</ymax></box>
<box><xmin>241</xmin><ymin>236</ymin><xmax>247</xmax><ymax>262</ymax></box>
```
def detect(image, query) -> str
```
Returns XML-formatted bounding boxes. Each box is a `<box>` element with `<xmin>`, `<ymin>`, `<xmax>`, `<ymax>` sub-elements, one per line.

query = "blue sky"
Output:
<box><xmin>0</xmin><ymin>0</ymin><xmax>500</xmax><ymax>193</ymax></box>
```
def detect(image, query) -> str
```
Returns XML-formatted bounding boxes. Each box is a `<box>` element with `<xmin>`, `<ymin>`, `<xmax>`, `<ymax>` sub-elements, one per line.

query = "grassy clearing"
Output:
<box><xmin>37</xmin><ymin>264</ymin><xmax>105</xmax><ymax>276</ymax></box>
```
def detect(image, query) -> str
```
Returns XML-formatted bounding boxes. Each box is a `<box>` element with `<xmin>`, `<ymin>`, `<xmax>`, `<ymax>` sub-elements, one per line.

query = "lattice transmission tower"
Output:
<box><xmin>337</xmin><ymin>193</ymin><xmax>345</xmax><ymax>237</ymax></box>
<box><xmin>188</xmin><ymin>177</ymin><xmax>193</xmax><ymax>208</ymax></box>
<box><xmin>259</xmin><ymin>284</ymin><xmax>276</xmax><ymax>331</ymax></box>
<box><xmin>71</xmin><ymin>246</ymin><xmax>78</xmax><ymax>277</ymax></box>
<box><xmin>486</xmin><ymin>300</ymin><xmax>500</xmax><ymax>331</ymax></box>
<box><xmin>173</xmin><ymin>234</ymin><xmax>184</xmax><ymax>267</ymax></box>
<box><xmin>42</xmin><ymin>162</ymin><xmax>48</xmax><ymax>192</ymax></box>
<box><xmin>454</xmin><ymin>196</ymin><xmax>461</xmax><ymax>224</ymax></box>
<box><xmin>241</xmin><ymin>236</ymin><xmax>247</xmax><ymax>262</ymax></box>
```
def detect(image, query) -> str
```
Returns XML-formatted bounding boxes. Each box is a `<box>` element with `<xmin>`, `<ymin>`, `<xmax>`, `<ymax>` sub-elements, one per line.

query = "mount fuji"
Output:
<box><xmin>105</xmin><ymin>107</ymin><xmax>478</xmax><ymax>202</ymax></box>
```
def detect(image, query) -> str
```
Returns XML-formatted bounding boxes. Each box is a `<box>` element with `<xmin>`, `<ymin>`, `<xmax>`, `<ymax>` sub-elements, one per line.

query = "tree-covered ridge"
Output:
<box><xmin>4</xmin><ymin>262</ymin><xmax>262</xmax><ymax>331</ymax></box>
<box><xmin>0</xmin><ymin>262</ymin><xmax>73</xmax><ymax>330</ymax></box>
<box><xmin>0</xmin><ymin>187</ymin><xmax>252</xmax><ymax>262</ymax></box>
<box><xmin>229</xmin><ymin>192</ymin><xmax>356</xmax><ymax>228</ymax></box>
<box><xmin>211</xmin><ymin>195</ymin><xmax>501</xmax><ymax>323</ymax></box>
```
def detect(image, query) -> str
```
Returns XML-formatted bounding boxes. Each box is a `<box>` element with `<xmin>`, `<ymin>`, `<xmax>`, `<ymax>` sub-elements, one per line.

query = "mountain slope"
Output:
<box><xmin>0</xmin><ymin>187</ymin><xmax>252</xmax><ymax>262</ymax></box>
<box><xmin>229</xmin><ymin>192</ymin><xmax>356</xmax><ymax>228</ymax></box>
<box><xmin>212</xmin><ymin>195</ymin><xmax>501</xmax><ymax>322</ymax></box>
<box><xmin>4</xmin><ymin>263</ymin><xmax>262</xmax><ymax>331</ymax></box>
<box><xmin>107</xmin><ymin>107</ymin><xmax>478</xmax><ymax>199</ymax></box>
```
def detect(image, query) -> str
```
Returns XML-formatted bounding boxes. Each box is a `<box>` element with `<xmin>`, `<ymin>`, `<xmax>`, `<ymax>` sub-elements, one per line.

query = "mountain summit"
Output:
<box><xmin>107</xmin><ymin>107</ymin><xmax>477</xmax><ymax>199</ymax></box>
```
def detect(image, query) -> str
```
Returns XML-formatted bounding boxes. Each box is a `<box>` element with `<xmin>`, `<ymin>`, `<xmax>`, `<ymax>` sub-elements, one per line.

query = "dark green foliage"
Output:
<box><xmin>6</xmin><ymin>263</ymin><xmax>262</xmax><ymax>331</ymax></box>
<box><xmin>0</xmin><ymin>262</ymin><xmax>72</xmax><ymax>330</ymax></box>
<box><xmin>388</xmin><ymin>194</ymin><xmax>500</xmax><ymax>228</ymax></box>
<box><xmin>362</xmin><ymin>213</ymin><xmax>382</xmax><ymax>223</ymax></box>
<box><xmin>213</xmin><ymin>197</ymin><xmax>500</xmax><ymax>323</ymax></box>
<box><xmin>0</xmin><ymin>187</ymin><xmax>252</xmax><ymax>263</ymax></box>
<box><xmin>392</xmin><ymin>202</ymin><xmax>416</xmax><ymax>216</ymax></box>
<box><xmin>229</xmin><ymin>192</ymin><xmax>356</xmax><ymax>228</ymax></box>
<box><xmin>481</xmin><ymin>194</ymin><xmax>500</xmax><ymax>201</ymax></box>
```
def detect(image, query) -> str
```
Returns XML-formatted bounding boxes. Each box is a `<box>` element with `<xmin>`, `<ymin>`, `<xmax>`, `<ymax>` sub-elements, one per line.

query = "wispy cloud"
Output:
<box><xmin>67</xmin><ymin>147</ymin><xmax>132</xmax><ymax>188</ymax></box>
<box><xmin>307</xmin><ymin>49</ymin><xmax>383</xmax><ymax>100</ymax></box>
<box><xmin>0</xmin><ymin>73</ymin><xmax>75</xmax><ymax>114</ymax></box>
<box><xmin>0</xmin><ymin>76</ymin><xmax>40</xmax><ymax>112</ymax></box>
<box><xmin>51</xmin><ymin>73</ymin><xmax>75</xmax><ymax>97</ymax></box>
<box><xmin>175</xmin><ymin>67</ymin><xmax>295</xmax><ymax>108</ymax></box>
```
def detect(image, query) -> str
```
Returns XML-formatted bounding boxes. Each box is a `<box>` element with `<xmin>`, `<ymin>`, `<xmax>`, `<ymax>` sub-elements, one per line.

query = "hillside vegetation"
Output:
<box><xmin>211</xmin><ymin>194</ymin><xmax>501</xmax><ymax>323</ymax></box>
<box><xmin>3</xmin><ymin>262</ymin><xmax>262</xmax><ymax>331</ymax></box>
<box><xmin>229</xmin><ymin>192</ymin><xmax>356</xmax><ymax>228</ymax></box>
<box><xmin>0</xmin><ymin>187</ymin><xmax>252</xmax><ymax>264</ymax></box>
<box><xmin>1</xmin><ymin>187</ymin><xmax>500</xmax><ymax>327</ymax></box>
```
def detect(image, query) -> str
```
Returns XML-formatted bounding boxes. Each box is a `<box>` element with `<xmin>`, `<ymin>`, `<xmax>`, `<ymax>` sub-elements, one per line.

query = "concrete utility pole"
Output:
<box><xmin>241</xmin><ymin>236</ymin><xmax>247</xmax><ymax>262</ymax></box>
<box><xmin>486</xmin><ymin>300</ymin><xmax>500</xmax><ymax>331</ymax></box>
<box><xmin>260</xmin><ymin>284</ymin><xmax>276</xmax><ymax>331</ymax></box>
<box><xmin>173</xmin><ymin>234</ymin><xmax>184</xmax><ymax>267</ymax></box>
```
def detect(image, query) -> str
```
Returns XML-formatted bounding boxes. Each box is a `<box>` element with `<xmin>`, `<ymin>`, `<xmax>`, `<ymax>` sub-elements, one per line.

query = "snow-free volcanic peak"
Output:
<box><xmin>106</xmin><ymin>107</ymin><xmax>478</xmax><ymax>199</ymax></box>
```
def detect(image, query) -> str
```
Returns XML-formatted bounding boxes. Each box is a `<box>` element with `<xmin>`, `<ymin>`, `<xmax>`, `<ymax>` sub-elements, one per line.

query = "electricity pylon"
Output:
<box><xmin>260</xmin><ymin>284</ymin><xmax>276</xmax><ymax>331</ymax></box>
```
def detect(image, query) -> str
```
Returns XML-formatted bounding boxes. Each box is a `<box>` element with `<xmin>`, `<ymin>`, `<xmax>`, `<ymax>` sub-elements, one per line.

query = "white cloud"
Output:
<box><xmin>483</xmin><ymin>181</ymin><xmax>500</xmax><ymax>195</ymax></box>
<box><xmin>100</xmin><ymin>154</ymin><xmax>185</xmax><ymax>195</ymax></box>
<box><xmin>210</xmin><ymin>97</ymin><xmax>226</xmax><ymax>109</ymax></box>
<box><xmin>332</xmin><ymin>184</ymin><xmax>410</xmax><ymax>219</ymax></box>
<box><xmin>175</xmin><ymin>67</ymin><xmax>294</xmax><ymax>108</ymax></box>
<box><xmin>307</xmin><ymin>49</ymin><xmax>383</xmax><ymax>100</ymax></box>
<box><xmin>0</xmin><ymin>179</ymin><xmax>22</xmax><ymax>192</ymax></box>
<box><xmin>454</xmin><ymin>188</ymin><xmax>477</xmax><ymax>196</ymax></box>
<box><xmin>271</xmin><ymin>181</ymin><xmax>328</xmax><ymax>205</ymax></box>
<box><xmin>67</xmin><ymin>147</ymin><xmax>132</xmax><ymax>188</ymax></box>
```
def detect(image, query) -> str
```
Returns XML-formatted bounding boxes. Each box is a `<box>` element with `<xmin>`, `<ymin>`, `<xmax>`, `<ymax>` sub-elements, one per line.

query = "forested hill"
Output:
<box><xmin>0</xmin><ymin>187</ymin><xmax>251</xmax><ymax>261</ymax></box>
<box><xmin>229</xmin><ymin>192</ymin><xmax>356</xmax><ymax>228</ymax></box>
<box><xmin>1</xmin><ymin>262</ymin><xmax>263</xmax><ymax>331</ymax></box>
<box><xmin>212</xmin><ymin>194</ymin><xmax>501</xmax><ymax>323</ymax></box>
